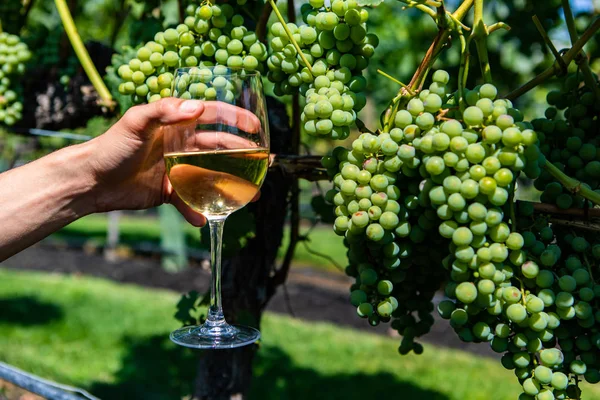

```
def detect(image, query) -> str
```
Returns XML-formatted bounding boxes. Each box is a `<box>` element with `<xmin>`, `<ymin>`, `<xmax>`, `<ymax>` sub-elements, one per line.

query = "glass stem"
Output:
<box><xmin>205</xmin><ymin>216</ymin><xmax>227</xmax><ymax>329</ymax></box>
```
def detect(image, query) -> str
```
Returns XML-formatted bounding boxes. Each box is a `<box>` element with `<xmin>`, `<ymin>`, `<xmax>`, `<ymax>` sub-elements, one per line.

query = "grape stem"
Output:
<box><xmin>561</xmin><ymin>0</ymin><xmax>600</xmax><ymax>100</ymax></box>
<box><xmin>515</xmin><ymin>277</ymin><xmax>527</xmax><ymax>306</ymax></box>
<box><xmin>471</xmin><ymin>0</ymin><xmax>492</xmax><ymax>84</ymax></box>
<box><xmin>542</xmin><ymin>161</ymin><xmax>600</xmax><ymax>206</ymax></box>
<box><xmin>487</xmin><ymin>22</ymin><xmax>510</xmax><ymax>34</ymax></box>
<box><xmin>504</xmin><ymin>17</ymin><xmax>600</xmax><ymax>100</ymax></box>
<box><xmin>54</xmin><ymin>0</ymin><xmax>114</xmax><ymax>108</ymax></box>
<box><xmin>398</xmin><ymin>1</ymin><xmax>437</xmax><ymax>19</ymax></box>
<box><xmin>508</xmin><ymin>180</ymin><xmax>517</xmax><ymax>233</ymax></box>
<box><xmin>457</xmin><ymin>31</ymin><xmax>470</xmax><ymax>112</ymax></box>
<box><xmin>266</xmin><ymin>0</ymin><xmax>313</xmax><ymax>74</ymax></box>
<box><xmin>582</xmin><ymin>253</ymin><xmax>595</xmax><ymax>283</ymax></box>
<box><xmin>300</xmin><ymin>240</ymin><xmax>344</xmax><ymax>272</ymax></box>
<box><xmin>376</xmin><ymin>70</ymin><xmax>415</xmax><ymax>95</ymax></box>
<box><xmin>381</xmin><ymin>0</ymin><xmax>475</xmax><ymax>131</ymax></box>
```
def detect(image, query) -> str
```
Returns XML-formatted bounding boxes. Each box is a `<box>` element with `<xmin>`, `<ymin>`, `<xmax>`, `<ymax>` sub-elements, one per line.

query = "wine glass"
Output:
<box><xmin>163</xmin><ymin>66</ymin><xmax>270</xmax><ymax>349</ymax></box>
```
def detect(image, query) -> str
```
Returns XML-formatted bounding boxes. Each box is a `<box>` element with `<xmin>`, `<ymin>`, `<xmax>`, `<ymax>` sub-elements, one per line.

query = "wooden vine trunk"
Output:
<box><xmin>193</xmin><ymin>98</ymin><xmax>293</xmax><ymax>399</ymax></box>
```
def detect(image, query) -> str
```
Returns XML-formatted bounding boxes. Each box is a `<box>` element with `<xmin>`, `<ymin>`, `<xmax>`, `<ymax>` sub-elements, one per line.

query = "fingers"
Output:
<box><xmin>186</xmin><ymin>131</ymin><xmax>263</xmax><ymax>151</ymax></box>
<box><xmin>198</xmin><ymin>101</ymin><xmax>262</xmax><ymax>134</ymax></box>
<box><xmin>120</xmin><ymin>99</ymin><xmax>262</xmax><ymax>142</ymax></box>
<box><xmin>121</xmin><ymin>98</ymin><xmax>205</xmax><ymax>139</ymax></box>
<box><xmin>169</xmin><ymin>192</ymin><xmax>207</xmax><ymax>227</ymax></box>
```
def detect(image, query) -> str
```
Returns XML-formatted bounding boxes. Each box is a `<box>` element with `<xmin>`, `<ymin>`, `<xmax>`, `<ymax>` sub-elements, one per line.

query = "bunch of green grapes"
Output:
<box><xmin>115</xmin><ymin>3</ymin><xmax>268</xmax><ymax>104</ymax></box>
<box><xmin>170</xmin><ymin>65</ymin><xmax>239</xmax><ymax>103</ymax></box>
<box><xmin>503</xmin><ymin>204</ymin><xmax>600</xmax><ymax>399</ymax></box>
<box><xmin>266</xmin><ymin>0</ymin><xmax>378</xmax><ymax>139</ymax></box>
<box><xmin>532</xmin><ymin>73</ymin><xmax>600</xmax><ymax>209</ymax></box>
<box><xmin>324</xmin><ymin>68</ymin><xmax>600</xmax><ymax>398</ymax></box>
<box><xmin>323</xmin><ymin>138</ymin><xmax>448</xmax><ymax>352</ymax></box>
<box><xmin>322</xmin><ymin>72</ymin><xmax>463</xmax><ymax>353</ymax></box>
<box><xmin>0</xmin><ymin>31</ymin><xmax>31</xmax><ymax>126</ymax></box>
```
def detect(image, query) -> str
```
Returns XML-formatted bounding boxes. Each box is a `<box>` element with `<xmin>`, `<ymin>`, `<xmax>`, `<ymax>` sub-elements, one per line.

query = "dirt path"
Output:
<box><xmin>0</xmin><ymin>379</ymin><xmax>44</xmax><ymax>400</ymax></box>
<box><xmin>1</xmin><ymin>242</ymin><xmax>496</xmax><ymax>358</ymax></box>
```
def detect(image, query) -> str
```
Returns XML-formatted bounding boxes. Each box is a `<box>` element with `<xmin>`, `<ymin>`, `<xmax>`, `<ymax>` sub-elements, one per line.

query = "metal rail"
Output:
<box><xmin>0</xmin><ymin>361</ymin><xmax>100</xmax><ymax>400</ymax></box>
<box><xmin>7</xmin><ymin>127</ymin><xmax>92</xmax><ymax>142</ymax></box>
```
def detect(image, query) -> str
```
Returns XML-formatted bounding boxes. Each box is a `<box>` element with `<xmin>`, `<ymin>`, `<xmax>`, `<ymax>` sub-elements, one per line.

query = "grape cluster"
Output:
<box><xmin>323</xmin><ymin>137</ymin><xmax>447</xmax><ymax>351</ymax></box>
<box><xmin>0</xmin><ymin>32</ymin><xmax>31</xmax><ymax>126</ymax></box>
<box><xmin>502</xmin><ymin>204</ymin><xmax>600</xmax><ymax>399</ymax></box>
<box><xmin>266</xmin><ymin>0</ymin><xmax>378</xmax><ymax>139</ymax></box>
<box><xmin>325</xmin><ymin>69</ymin><xmax>600</xmax><ymax>398</ymax></box>
<box><xmin>533</xmin><ymin>73</ymin><xmax>600</xmax><ymax>209</ymax></box>
<box><xmin>170</xmin><ymin>65</ymin><xmax>239</xmax><ymax>102</ymax></box>
<box><xmin>115</xmin><ymin>3</ymin><xmax>268</xmax><ymax>104</ymax></box>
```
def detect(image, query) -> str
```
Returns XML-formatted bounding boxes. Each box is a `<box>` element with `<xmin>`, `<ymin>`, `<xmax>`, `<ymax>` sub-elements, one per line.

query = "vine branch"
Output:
<box><xmin>471</xmin><ymin>0</ymin><xmax>492</xmax><ymax>83</ymax></box>
<box><xmin>266</xmin><ymin>0</ymin><xmax>313</xmax><ymax>74</ymax></box>
<box><xmin>543</xmin><ymin>161</ymin><xmax>600</xmax><ymax>206</ymax></box>
<box><xmin>272</xmin><ymin>0</ymin><xmax>302</xmax><ymax>295</ymax></box>
<box><xmin>54</xmin><ymin>0</ymin><xmax>114</xmax><ymax>108</ymax></box>
<box><xmin>532</xmin><ymin>15</ymin><xmax>567</xmax><ymax>72</ymax></box>
<box><xmin>533</xmin><ymin>203</ymin><xmax>600</xmax><ymax>218</ymax></box>
<box><xmin>505</xmin><ymin>17</ymin><xmax>600</xmax><ymax>100</ymax></box>
<box><xmin>256</xmin><ymin>1</ymin><xmax>273</xmax><ymax>42</ymax></box>
<box><xmin>381</xmin><ymin>0</ymin><xmax>475</xmax><ymax>130</ymax></box>
<box><xmin>561</xmin><ymin>0</ymin><xmax>600</xmax><ymax>99</ymax></box>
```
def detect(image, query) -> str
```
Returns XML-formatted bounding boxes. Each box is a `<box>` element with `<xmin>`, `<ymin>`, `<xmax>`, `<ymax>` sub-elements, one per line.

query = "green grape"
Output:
<box><xmin>463</xmin><ymin>106</ymin><xmax>484</xmax><ymax>127</ymax></box>
<box><xmin>522</xmin><ymin>378</ymin><xmax>540</xmax><ymax>396</ymax></box>
<box><xmin>452</xmin><ymin>227</ymin><xmax>473</xmax><ymax>246</ymax></box>
<box><xmin>357</xmin><ymin>302</ymin><xmax>373</xmax><ymax>317</ymax></box>
<box><xmin>366</xmin><ymin>223</ymin><xmax>385</xmax><ymax>241</ymax></box>
<box><xmin>455</xmin><ymin>282</ymin><xmax>477</xmax><ymax>304</ymax></box>
<box><xmin>506</xmin><ymin>303</ymin><xmax>527</xmax><ymax>323</ymax></box>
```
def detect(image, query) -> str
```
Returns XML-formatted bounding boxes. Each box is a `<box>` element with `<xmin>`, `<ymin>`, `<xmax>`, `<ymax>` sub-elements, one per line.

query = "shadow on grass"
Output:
<box><xmin>89</xmin><ymin>335</ymin><xmax>197</xmax><ymax>400</ymax></box>
<box><xmin>0</xmin><ymin>296</ymin><xmax>63</xmax><ymax>326</ymax></box>
<box><xmin>88</xmin><ymin>335</ymin><xmax>449</xmax><ymax>400</ymax></box>
<box><xmin>250</xmin><ymin>346</ymin><xmax>450</xmax><ymax>400</ymax></box>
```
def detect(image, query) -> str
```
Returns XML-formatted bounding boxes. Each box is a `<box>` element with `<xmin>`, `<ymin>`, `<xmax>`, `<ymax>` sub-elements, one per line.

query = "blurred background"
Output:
<box><xmin>1</xmin><ymin>0</ymin><xmax>599</xmax><ymax>399</ymax></box>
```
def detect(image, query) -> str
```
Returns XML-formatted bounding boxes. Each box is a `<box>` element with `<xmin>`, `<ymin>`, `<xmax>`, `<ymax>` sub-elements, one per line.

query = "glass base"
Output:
<box><xmin>170</xmin><ymin>323</ymin><xmax>260</xmax><ymax>349</ymax></box>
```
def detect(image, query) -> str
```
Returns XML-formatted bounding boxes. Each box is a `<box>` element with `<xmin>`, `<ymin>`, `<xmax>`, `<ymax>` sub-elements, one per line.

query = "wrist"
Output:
<box><xmin>49</xmin><ymin>141</ymin><xmax>99</xmax><ymax>217</ymax></box>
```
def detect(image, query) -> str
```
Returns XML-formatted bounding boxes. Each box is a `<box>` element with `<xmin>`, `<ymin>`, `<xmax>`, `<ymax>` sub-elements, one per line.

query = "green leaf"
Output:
<box><xmin>174</xmin><ymin>290</ymin><xmax>200</xmax><ymax>326</ymax></box>
<box><xmin>357</xmin><ymin>0</ymin><xmax>385</xmax><ymax>7</ymax></box>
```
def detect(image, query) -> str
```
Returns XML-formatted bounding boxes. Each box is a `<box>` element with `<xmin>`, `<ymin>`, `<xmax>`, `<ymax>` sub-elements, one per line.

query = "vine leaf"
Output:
<box><xmin>357</xmin><ymin>0</ymin><xmax>385</xmax><ymax>6</ymax></box>
<box><xmin>355</xmin><ymin>118</ymin><xmax>375</xmax><ymax>134</ymax></box>
<box><xmin>174</xmin><ymin>290</ymin><xmax>203</xmax><ymax>326</ymax></box>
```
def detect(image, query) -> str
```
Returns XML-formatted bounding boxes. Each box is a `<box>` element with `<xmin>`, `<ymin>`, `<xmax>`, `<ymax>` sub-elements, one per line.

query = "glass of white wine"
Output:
<box><xmin>164</xmin><ymin>66</ymin><xmax>270</xmax><ymax>349</ymax></box>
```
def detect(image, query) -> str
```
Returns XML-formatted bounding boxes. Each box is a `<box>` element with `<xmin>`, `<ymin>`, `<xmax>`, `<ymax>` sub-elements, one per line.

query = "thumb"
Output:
<box><xmin>120</xmin><ymin>98</ymin><xmax>205</xmax><ymax>139</ymax></box>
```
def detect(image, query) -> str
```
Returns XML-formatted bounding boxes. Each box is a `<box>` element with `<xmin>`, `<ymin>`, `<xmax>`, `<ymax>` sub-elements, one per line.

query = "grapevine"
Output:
<box><xmin>114</xmin><ymin>1</ymin><xmax>269</xmax><ymax>105</ymax></box>
<box><xmin>319</xmin><ymin>1</ymin><xmax>600</xmax><ymax>399</ymax></box>
<box><xmin>101</xmin><ymin>0</ymin><xmax>600</xmax><ymax>398</ymax></box>
<box><xmin>0</xmin><ymin>31</ymin><xmax>31</xmax><ymax>126</ymax></box>
<box><xmin>266</xmin><ymin>0</ymin><xmax>379</xmax><ymax>139</ymax></box>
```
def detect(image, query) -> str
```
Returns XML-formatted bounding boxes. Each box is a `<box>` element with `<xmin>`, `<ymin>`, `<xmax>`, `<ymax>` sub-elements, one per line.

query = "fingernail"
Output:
<box><xmin>180</xmin><ymin>100</ymin><xmax>201</xmax><ymax>113</ymax></box>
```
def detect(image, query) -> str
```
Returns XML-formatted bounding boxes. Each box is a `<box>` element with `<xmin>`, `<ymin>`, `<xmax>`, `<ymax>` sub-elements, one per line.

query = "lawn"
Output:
<box><xmin>53</xmin><ymin>213</ymin><xmax>348</xmax><ymax>272</ymax></box>
<box><xmin>2</xmin><ymin>268</ymin><xmax>598</xmax><ymax>400</ymax></box>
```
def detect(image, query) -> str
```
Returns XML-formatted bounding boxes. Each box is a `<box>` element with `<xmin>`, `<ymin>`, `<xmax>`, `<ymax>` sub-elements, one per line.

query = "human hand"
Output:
<box><xmin>85</xmin><ymin>98</ymin><xmax>261</xmax><ymax>227</ymax></box>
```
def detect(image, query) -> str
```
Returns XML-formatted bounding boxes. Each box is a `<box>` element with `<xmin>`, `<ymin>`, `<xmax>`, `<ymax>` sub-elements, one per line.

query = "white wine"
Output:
<box><xmin>165</xmin><ymin>148</ymin><xmax>269</xmax><ymax>217</ymax></box>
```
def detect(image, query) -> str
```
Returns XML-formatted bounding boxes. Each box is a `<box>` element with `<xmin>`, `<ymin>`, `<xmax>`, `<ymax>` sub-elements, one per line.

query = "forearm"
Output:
<box><xmin>0</xmin><ymin>142</ymin><xmax>97</xmax><ymax>261</ymax></box>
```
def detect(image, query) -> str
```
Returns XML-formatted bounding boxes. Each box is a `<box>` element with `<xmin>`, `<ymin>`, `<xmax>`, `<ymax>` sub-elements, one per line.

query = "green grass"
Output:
<box><xmin>53</xmin><ymin>213</ymin><xmax>348</xmax><ymax>272</ymax></box>
<box><xmin>2</xmin><ymin>268</ymin><xmax>598</xmax><ymax>400</ymax></box>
